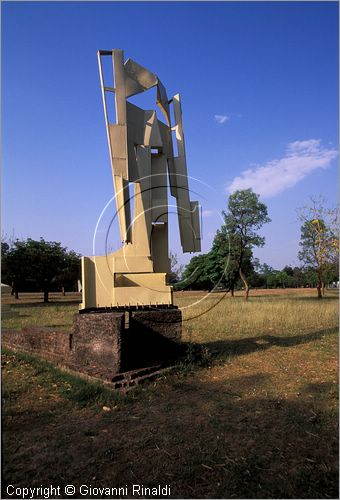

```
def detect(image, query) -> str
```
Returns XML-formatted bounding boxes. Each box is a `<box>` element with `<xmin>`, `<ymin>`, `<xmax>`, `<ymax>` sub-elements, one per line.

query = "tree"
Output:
<box><xmin>258</xmin><ymin>263</ymin><xmax>277</xmax><ymax>288</ymax></box>
<box><xmin>303</xmin><ymin>267</ymin><xmax>319</xmax><ymax>289</ymax></box>
<box><xmin>281</xmin><ymin>266</ymin><xmax>300</xmax><ymax>288</ymax></box>
<box><xmin>207</xmin><ymin>227</ymin><xmax>238</xmax><ymax>293</ymax></box>
<box><xmin>1</xmin><ymin>240</ymin><xmax>10</xmax><ymax>255</ymax></box>
<box><xmin>1</xmin><ymin>240</ymin><xmax>10</xmax><ymax>289</ymax></box>
<box><xmin>180</xmin><ymin>227</ymin><xmax>254</xmax><ymax>294</ymax></box>
<box><xmin>57</xmin><ymin>250</ymin><xmax>81</xmax><ymax>295</ymax></box>
<box><xmin>298</xmin><ymin>199</ymin><xmax>339</xmax><ymax>298</ymax></box>
<box><xmin>180</xmin><ymin>254</ymin><xmax>212</xmax><ymax>290</ymax></box>
<box><xmin>1</xmin><ymin>238</ymin><xmax>81</xmax><ymax>302</ymax></box>
<box><xmin>168</xmin><ymin>251</ymin><xmax>184</xmax><ymax>284</ymax></box>
<box><xmin>2</xmin><ymin>239</ymin><xmax>27</xmax><ymax>299</ymax></box>
<box><xmin>207</xmin><ymin>228</ymin><xmax>253</xmax><ymax>295</ymax></box>
<box><xmin>277</xmin><ymin>270</ymin><xmax>289</xmax><ymax>289</ymax></box>
<box><xmin>220</xmin><ymin>189</ymin><xmax>271</xmax><ymax>299</ymax></box>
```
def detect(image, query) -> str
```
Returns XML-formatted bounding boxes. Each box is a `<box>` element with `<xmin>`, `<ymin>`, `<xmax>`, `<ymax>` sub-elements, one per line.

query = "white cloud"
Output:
<box><xmin>202</xmin><ymin>209</ymin><xmax>213</xmax><ymax>217</ymax></box>
<box><xmin>214</xmin><ymin>114</ymin><xmax>229</xmax><ymax>124</ymax></box>
<box><xmin>227</xmin><ymin>139</ymin><xmax>338</xmax><ymax>197</ymax></box>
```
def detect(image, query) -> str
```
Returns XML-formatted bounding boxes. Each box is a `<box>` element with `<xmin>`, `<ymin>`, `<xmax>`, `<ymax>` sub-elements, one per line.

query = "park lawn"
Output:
<box><xmin>1</xmin><ymin>292</ymin><xmax>81</xmax><ymax>331</ymax></box>
<box><xmin>1</xmin><ymin>289</ymin><xmax>339</xmax><ymax>498</ymax></box>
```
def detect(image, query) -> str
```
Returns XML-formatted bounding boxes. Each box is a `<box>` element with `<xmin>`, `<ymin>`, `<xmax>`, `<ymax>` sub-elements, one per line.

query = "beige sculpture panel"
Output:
<box><xmin>80</xmin><ymin>49</ymin><xmax>201</xmax><ymax>310</ymax></box>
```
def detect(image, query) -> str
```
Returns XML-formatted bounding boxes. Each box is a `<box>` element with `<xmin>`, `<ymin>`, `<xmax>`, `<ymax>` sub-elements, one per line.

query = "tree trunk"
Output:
<box><xmin>317</xmin><ymin>282</ymin><xmax>322</xmax><ymax>299</ymax></box>
<box><xmin>322</xmin><ymin>282</ymin><xmax>325</xmax><ymax>296</ymax></box>
<box><xmin>62</xmin><ymin>286</ymin><xmax>65</xmax><ymax>296</ymax></box>
<box><xmin>44</xmin><ymin>290</ymin><xmax>49</xmax><ymax>303</ymax></box>
<box><xmin>12</xmin><ymin>282</ymin><xmax>19</xmax><ymax>299</ymax></box>
<box><xmin>230</xmin><ymin>287</ymin><xmax>234</xmax><ymax>297</ymax></box>
<box><xmin>239</xmin><ymin>268</ymin><xmax>249</xmax><ymax>300</ymax></box>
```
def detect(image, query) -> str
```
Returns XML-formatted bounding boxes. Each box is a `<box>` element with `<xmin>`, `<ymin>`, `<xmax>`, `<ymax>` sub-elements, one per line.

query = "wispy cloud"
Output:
<box><xmin>202</xmin><ymin>209</ymin><xmax>213</xmax><ymax>217</ymax></box>
<box><xmin>214</xmin><ymin>114</ymin><xmax>229</xmax><ymax>124</ymax></box>
<box><xmin>227</xmin><ymin>139</ymin><xmax>338</xmax><ymax>197</ymax></box>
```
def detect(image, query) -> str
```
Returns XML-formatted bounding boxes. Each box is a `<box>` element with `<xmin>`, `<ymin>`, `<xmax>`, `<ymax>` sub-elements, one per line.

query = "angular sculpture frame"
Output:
<box><xmin>80</xmin><ymin>49</ymin><xmax>201</xmax><ymax>310</ymax></box>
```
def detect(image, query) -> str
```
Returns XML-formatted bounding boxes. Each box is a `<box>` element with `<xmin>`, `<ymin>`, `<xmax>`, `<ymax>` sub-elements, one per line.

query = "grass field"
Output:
<box><xmin>2</xmin><ymin>289</ymin><xmax>339</xmax><ymax>498</ymax></box>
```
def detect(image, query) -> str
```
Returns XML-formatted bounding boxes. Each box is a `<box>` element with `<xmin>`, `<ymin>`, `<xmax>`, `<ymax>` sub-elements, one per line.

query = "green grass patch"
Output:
<box><xmin>2</xmin><ymin>348</ymin><xmax>123</xmax><ymax>410</ymax></box>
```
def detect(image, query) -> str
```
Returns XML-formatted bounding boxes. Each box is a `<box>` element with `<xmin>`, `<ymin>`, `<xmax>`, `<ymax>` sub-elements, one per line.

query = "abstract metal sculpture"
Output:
<box><xmin>80</xmin><ymin>50</ymin><xmax>201</xmax><ymax>310</ymax></box>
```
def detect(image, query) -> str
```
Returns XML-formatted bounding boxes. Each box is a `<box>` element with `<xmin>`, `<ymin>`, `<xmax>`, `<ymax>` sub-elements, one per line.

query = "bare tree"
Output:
<box><xmin>298</xmin><ymin>197</ymin><xmax>339</xmax><ymax>298</ymax></box>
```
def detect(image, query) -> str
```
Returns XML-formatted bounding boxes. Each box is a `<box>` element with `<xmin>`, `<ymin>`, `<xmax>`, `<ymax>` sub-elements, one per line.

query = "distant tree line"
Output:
<box><xmin>173</xmin><ymin>190</ymin><xmax>339</xmax><ymax>299</ymax></box>
<box><xmin>1</xmin><ymin>192</ymin><xmax>338</xmax><ymax>302</ymax></box>
<box><xmin>1</xmin><ymin>238</ymin><xmax>81</xmax><ymax>302</ymax></box>
<box><xmin>175</xmin><ymin>260</ymin><xmax>338</xmax><ymax>293</ymax></box>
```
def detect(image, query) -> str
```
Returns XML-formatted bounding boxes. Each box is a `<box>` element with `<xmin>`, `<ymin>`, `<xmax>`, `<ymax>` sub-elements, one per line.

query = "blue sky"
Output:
<box><xmin>2</xmin><ymin>1</ymin><xmax>338</xmax><ymax>269</ymax></box>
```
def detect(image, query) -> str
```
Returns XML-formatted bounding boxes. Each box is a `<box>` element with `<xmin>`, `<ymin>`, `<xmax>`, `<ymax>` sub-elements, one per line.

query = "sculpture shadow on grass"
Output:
<box><xmin>120</xmin><ymin>325</ymin><xmax>337</xmax><ymax>373</ymax></box>
<box><xmin>200</xmin><ymin>326</ymin><xmax>337</xmax><ymax>361</ymax></box>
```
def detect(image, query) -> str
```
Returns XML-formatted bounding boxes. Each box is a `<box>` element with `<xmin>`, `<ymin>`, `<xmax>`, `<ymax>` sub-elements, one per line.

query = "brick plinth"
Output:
<box><xmin>72</xmin><ymin>312</ymin><xmax>124</xmax><ymax>373</ymax></box>
<box><xmin>2</xmin><ymin>309</ymin><xmax>183</xmax><ymax>380</ymax></box>
<box><xmin>130</xmin><ymin>309</ymin><xmax>182</xmax><ymax>342</ymax></box>
<box><xmin>1</xmin><ymin>327</ymin><xmax>71</xmax><ymax>364</ymax></box>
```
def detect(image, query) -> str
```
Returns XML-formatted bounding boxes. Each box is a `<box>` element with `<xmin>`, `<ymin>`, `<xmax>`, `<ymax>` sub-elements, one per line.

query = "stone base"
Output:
<box><xmin>72</xmin><ymin>312</ymin><xmax>124</xmax><ymax>373</ymax></box>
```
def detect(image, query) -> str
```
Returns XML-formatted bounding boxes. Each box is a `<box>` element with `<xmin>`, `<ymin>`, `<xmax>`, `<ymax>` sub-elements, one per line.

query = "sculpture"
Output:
<box><xmin>80</xmin><ymin>50</ymin><xmax>201</xmax><ymax>310</ymax></box>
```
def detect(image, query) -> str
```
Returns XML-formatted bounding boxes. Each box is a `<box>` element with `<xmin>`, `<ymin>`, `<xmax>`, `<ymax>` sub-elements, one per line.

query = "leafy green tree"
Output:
<box><xmin>220</xmin><ymin>189</ymin><xmax>271</xmax><ymax>299</ymax></box>
<box><xmin>57</xmin><ymin>250</ymin><xmax>81</xmax><ymax>295</ymax></box>
<box><xmin>2</xmin><ymin>239</ymin><xmax>28</xmax><ymax>298</ymax></box>
<box><xmin>207</xmin><ymin>227</ymin><xmax>238</xmax><ymax>293</ymax></box>
<box><xmin>1</xmin><ymin>238</ymin><xmax>81</xmax><ymax>302</ymax></box>
<box><xmin>1</xmin><ymin>240</ymin><xmax>10</xmax><ymax>255</ymax></box>
<box><xmin>277</xmin><ymin>270</ymin><xmax>289</xmax><ymax>288</ymax></box>
<box><xmin>258</xmin><ymin>263</ymin><xmax>277</xmax><ymax>288</ymax></box>
<box><xmin>292</xmin><ymin>266</ymin><xmax>306</xmax><ymax>288</ymax></box>
<box><xmin>303</xmin><ymin>267</ymin><xmax>319</xmax><ymax>288</ymax></box>
<box><xmin>1</xmin><ymin>240</ymin><xmax>10</xmax><ymax>288</ymax></box>
<box><xmin>247</xmin><ymin>258</ymin><xmax>265</xmax><ymax>289</ymax></box>
<box><xmin>180</xmin><ymin>254</ymin><xmax>212</xmax><ymax>290</ymax></box>
<box><xmin>280</xmin><ymin>266</ymin><xmax>298</xmax><ymax>288</ymax></box>
<box><xmin>207</xmin><ymin>228</ymin><xmax>253</xmax><ymax>295</ymax></box>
